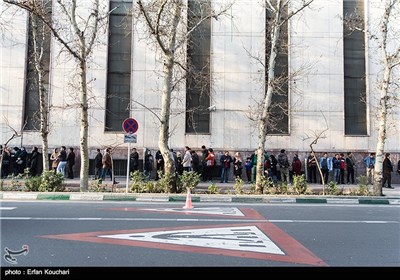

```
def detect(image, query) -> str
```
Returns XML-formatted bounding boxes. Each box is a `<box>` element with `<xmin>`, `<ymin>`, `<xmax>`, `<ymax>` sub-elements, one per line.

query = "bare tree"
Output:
<box><xmin>344</xmin><ymin>0</ymin><xmax>400</xmax><ymax>196</ymax></box>
<box><xmin>302</xmin><ymin>112</ymin><xmax>329</xmax><ymax>195</ymax></box>
<box><xmin>29</xmin><ymin>2</ymin><xmax>51</xmax><ymax>172</ymax></box>
<box><xmin>134</xmin><ymin>0</ymin><xmax>232</xmax><ymax>191</ymax></box>
<box><xmin>372</xmin><ymin>0</ymin><xmax>400</xmax><ymax>196</ymax></box>
<box><xmin>4</xmin><ymin>0</ymin><xmax>109</xmax><ymax>191</ymax></box>
<box><xmin>250</xmin><ymin>0</ymin><xmax>314</xmax><ymax>193</ymax></box>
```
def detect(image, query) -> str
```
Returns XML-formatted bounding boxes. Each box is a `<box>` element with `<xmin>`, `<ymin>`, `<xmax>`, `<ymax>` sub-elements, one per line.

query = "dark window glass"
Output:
<box><xmin>344</xmin><ymin>0</ymin><xmax>367</xmax><ymax>135</ymax></box>
<box><xmin>266</xmin><ymin>3</ymin><xmax>289</xmax><ymax>135</ymax></box>
<box><xmin>186</xmin><ymin>0</ymin><xmax>211</xmax><ymax>134</ymax></box>
<box><xmin>105</xmin><ymin>0</ymin><xmax>132</xmax><ymax>131</ymax></box>
<box><xmin>24</xmin><ymin>0</ymin><xmax>52</xmax><ymax>131</ymax></box>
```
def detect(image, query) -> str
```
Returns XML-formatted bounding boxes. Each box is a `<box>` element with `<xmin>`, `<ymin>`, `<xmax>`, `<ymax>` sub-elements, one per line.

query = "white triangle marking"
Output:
<box><xmin>141</xmin><ymin>207</ymin><xmax>245</xmax><ymax>216</ymax></box>
<box><xmin>99</xmin><ymin>225</ymin><xmax>285</xmax><ymax>255</ymax></box>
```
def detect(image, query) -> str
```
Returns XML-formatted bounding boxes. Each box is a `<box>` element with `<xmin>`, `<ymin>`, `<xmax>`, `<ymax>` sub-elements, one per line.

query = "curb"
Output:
<box><xmin>1</xmin><ymin>192</ymin><xmax>399</xmax><ymax>205</ymax></box>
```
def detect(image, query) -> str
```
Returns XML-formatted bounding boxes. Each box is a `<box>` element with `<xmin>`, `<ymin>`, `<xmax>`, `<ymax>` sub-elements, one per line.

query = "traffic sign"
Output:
<box><xmin>124</xmin><ymin>134</ymin><xmax>137</xmax><ymax>143</ymax></box>
<box><xmin>122</xmin><ymin>118</ymin><xmax>139</xmax><ymax>134</ymax></box>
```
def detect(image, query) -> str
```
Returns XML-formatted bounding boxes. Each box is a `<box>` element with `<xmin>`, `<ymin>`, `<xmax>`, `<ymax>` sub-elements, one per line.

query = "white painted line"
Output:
<box><xmin>326</xmin><ymin>199</ymin><xmax>359</xmax><ymax>204</ymax></box>
<box><xmin>266</xmin><ymin>198</ymin><xmax>296</xmax><ymax>203</ymax></box>
<box><xmin>141</xmin><ymin>207</ymin><xmax>245</xmax><ymax>216</ymax></box>
<box><xmin>0</xmin><ymin>207</ymin><xmax>17</xmax><ymax>210</ymax></box>
<box><xmin>70</xmin><ymin>194</ymin><xmax>103</xmax><ymax>201</ymax></box>
<box><xmin>3</xmin><ymin>193</ymin><xmax>38</xmax><ymax>200</ymax></box>
<box><xmin>200</xmin><ymin>197</ymin><xmax>232</xmax><ymax>202</ymax></box>
<box><xmin>135</xmin><ymin>197</ymin><xmax>169</xmax><ymax>202</ymax></box>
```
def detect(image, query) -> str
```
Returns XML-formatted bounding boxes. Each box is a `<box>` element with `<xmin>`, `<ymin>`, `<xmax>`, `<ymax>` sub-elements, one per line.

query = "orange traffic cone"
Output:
<box><xmin>183</xmin><ymin>188</ymin><xmax>194</xmax><ymax>209</ymax></box>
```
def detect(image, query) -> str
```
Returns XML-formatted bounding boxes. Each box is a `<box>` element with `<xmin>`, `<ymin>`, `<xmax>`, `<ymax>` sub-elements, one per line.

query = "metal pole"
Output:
<box><xmin>126</xmin><ymin>142</ymin><xmax>131</xmax><ymax>193</ymax></box>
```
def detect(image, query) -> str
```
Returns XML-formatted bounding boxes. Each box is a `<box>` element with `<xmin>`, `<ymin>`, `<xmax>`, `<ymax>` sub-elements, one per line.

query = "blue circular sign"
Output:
<box><xmin>122</xmin><ymin>118</ymin><xmax>139</xmax><ymax>134</ymax></box>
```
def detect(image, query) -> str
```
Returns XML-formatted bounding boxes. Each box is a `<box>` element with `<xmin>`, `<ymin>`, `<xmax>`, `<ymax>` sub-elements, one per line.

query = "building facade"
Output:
<box><xmin>1</xmin><ymin>0</ymin><xmax>399</xmax><ymax>181</ymax></box>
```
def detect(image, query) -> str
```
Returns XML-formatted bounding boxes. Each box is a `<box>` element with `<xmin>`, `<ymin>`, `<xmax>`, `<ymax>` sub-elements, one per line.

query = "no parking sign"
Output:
<box><xmin>122</xmin><ymin>118</ymin><xmax>139</xmax><ymax>134</ymax></box>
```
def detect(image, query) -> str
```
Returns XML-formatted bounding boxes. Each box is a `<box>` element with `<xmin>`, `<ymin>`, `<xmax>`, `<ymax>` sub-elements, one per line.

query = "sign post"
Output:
<box><xmin>122</xmin><ymin>118</ymin><xmax>139</xmax><ymax>193</ymax></box>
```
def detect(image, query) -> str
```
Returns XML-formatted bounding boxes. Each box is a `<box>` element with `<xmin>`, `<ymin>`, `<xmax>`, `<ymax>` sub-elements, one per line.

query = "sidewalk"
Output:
<box><xmin>1</xmin><ymin>176</ymin><xmax>399</xmax><ymax>205</ymax></box>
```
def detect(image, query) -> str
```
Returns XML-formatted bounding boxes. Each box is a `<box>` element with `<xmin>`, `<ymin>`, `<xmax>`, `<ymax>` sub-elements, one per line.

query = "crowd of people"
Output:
<box><xmin>1</xmin><ymin>144</ymin><xmax>399</xmax><ymax>190</ymax></box>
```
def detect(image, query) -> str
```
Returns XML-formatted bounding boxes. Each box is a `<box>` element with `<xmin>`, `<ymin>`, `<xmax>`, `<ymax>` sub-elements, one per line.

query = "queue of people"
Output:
<box><xmin>1</xmin><ymin>144</ymin><xmax>399</xmax><ymax>189</ymax></box>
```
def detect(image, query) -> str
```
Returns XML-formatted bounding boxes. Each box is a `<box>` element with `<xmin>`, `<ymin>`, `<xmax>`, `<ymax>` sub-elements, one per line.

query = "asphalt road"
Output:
<box><xmin>0</xmin><ymin>201</ymin><xmax>399</xmax><ymax>274</ymax></box>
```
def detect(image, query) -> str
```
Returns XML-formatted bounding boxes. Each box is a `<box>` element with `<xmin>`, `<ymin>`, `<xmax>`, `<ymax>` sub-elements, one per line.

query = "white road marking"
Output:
<box><xmin>140</xmin><ymin>207</ymin><xmax>245</xmax><ymax>216</ymax></box>
<box><xmin>0</xmin><ymin>207</ymin><xmax>17</xmax><ymax>210</ymax></box>
<box><xmin>99</xmin><ymin>225</ymin><xmax>285</xmax><ymax>255</ymax></box>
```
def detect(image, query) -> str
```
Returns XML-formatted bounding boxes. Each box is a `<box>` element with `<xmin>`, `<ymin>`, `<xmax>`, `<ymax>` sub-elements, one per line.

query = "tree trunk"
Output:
<box><xmin>255</xmin><ymin>0</ymin><xmax>282</xmax><ymax>193</ymax></box>
<box><xmin>78</xmin><ymin>59</ymin><xmax>89</xmax><ymax>192</ymax></box>
<box><xmin>373</xmin><ymin>66</ymin><xmax>390</xmax><ymax>196</ymax></box>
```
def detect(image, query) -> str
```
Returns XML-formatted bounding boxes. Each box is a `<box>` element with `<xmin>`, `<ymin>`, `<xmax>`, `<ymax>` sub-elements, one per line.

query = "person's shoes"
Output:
<box><xmin>388</xmin><ymin>186</ymin><xmax>394</xmax><ymax>189</ymax></box>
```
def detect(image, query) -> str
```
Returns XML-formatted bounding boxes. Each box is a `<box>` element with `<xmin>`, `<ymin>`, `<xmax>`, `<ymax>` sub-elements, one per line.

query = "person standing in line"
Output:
<box><xmin>244</xmin><ymin>157</ymin><xmax>253</xmax><ymax>183</ymax></box>
<box><xmin>129</xmin><ymin>148</ymin><xmax>139</xmax><ymax>174</ymax></box>
<box><xmin>291</xmin><ymin>154</ymin><xmax>302</xmax><ymax>177</ymax></box>
<box><xmin>28</xmin><ymin>146</ymin><xmax>40</xmax><ymax>176</ymax></box>
<box><xmin>345</xmin><ymin>152</ymin><xmax>355</xmax><ymax>184</ymax></box>
<box><xmin>363</xmin><ymin>153</ymin><xmax>375</xmax><ymax>184</ymax></box>
<box><xmin>233</xmin><ymin>152</ymin><xmax>243</xmax><ymax>180</ymax></box>
<box><xmin>201</xmin><ymin>145</ymin><xmax>209</xmax><ymax>182</ymax></box>
<box><xmin>319</xmin><ymin>152</ymin><xmax>331</xmax><ymax>184</ymax></box>
<box><xmin>56</xmin><ymin>146</ymin><xmax>67</xmax><ymax>177</ymax></box>
<box><xmin>382</xmin><ymin>153</ymin><xmax>393</xmax><ymax>189</ymax></box>
<box><xmin>66</xmin><ymin>147</ymin><xmax>75</xmax><ymax>179</ymax></box>
<box><xmin>155</xmin><ymin>150</ymin><xmax>164</xmax><ymax>180</ymax></box>
<box><xmin>220</xmin><ymin>151</ymin><xmax>233</xmax><ymax>183</ymax></box>
<box><xmin>277</xmin><ymin>149</ymin><xmax>290</xmax><ymax>184</ymax></box>
<box><xmin>50</xmin><ymin>148</ymin><xmax>59</xmax><ymax>173</ymax></box>
<box><xmin>144</xmin><ymin>149</ymin><xmax>154</xmax><ymax>180</ymax></box>
<box><xmin>306</xmin><ymin>152</ymin><xmax>317</xmax><ymax>184</ymax></box>
<box><xmin>94</xmin><ymin>148</ymin><xmax>103</xmax><ymax>179</ymax></box>
<box><xmin>205</xmin><ymin>148</ymin><xmax>215</xmax><ymax>182</ymax></box>
<box><xmin>332</xmin><ymin>153</ymin><xmax>341</xmax><ymax>184</ymax></box>
<box><xmin>190</xmin><ymin>150</ymin><xmax>200</xmax><ymax>174</ymax></box>
<box><xmin>182</xmin><ymin>146</ymin><xmax>192</xmax><ymax>172</ymax></box>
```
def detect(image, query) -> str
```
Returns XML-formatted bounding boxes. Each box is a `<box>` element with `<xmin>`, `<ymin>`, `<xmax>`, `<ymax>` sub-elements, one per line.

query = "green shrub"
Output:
<box><xmin>179</xmin><ymin>171</ymin><xmax>201</xmax><ymax>192</ymax></box>
<box><xmin>130</xmin><ymin>170</ymin><xmax>148</xmax><ymax>193</ymax></box>
<box><xmin>89</xmin><ymin>179</ymin><xmax>106</xmax><ymax>192</ymax></box>
<box><xmin>156</xmin><ymin>172</ymin><xmax>176</xmax><ymax>193</ymax></box>
<box><xmin>233</xmin><ymin>177</ymin><xmax>244</xmax><ymax>194</ymax></box>
<box><xmin>292</xmin><ymin>175</ymin><xmax>308</xmax><ymax>194</ymax></box>
<box><xmin>38</xmin><ymin>171</ymin><xmax>65</xmax><ymax>192</ymax></box>
<box><xmin>208</xmin><ymin>183</ymin><xmax>219</xmax><ymax>194</ymax></box>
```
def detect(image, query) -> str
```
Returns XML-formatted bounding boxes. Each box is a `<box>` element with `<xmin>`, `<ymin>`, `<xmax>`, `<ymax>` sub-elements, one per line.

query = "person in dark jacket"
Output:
<box><xmin>382</xmin><ymin>153</ymin><xmax>393</xmax><ymax>189</ymax></box>
<box><xmin>94</xmin><ymin>148</ymin><xmax>103</xmax><ymax>179</ymax></box>
<box><xmin>66</xmin><ymin>147</ymin><xmax>75</xmax><ymax>179</ymax></box>
<box><xmin>129</xmin><ymin>148</ymin><xmax>139</xmax><ymax>174</ymax></box>
<box><xmin>29</xmin><ymin>147</ymin><xmax>40</xmax><ymax>176</ymax></box>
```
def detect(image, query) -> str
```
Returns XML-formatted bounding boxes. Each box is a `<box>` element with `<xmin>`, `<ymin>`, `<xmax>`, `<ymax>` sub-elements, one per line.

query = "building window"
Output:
<box><xmin>105</xmin><ymin>0</ymin><xmax>132</xmax><ymax>132</ymax></box>
<box><xmin>344</xmin><ymin>0</ymin><xmax>367</xmax><ymax>135</ymax></box>
<box><xmin>23</xmin><ymin>0</ymin><xmax>52</xmax><ymax>131</ymax></box>
<box><xmin>185</xmin><ymin>0</ymin><xmax>211</xmax><ymax>134</ymax></box>
<box><xmin>265</xmin><ymin>4</ymin><xmax>289</xmax><ymax>135</ymax></box>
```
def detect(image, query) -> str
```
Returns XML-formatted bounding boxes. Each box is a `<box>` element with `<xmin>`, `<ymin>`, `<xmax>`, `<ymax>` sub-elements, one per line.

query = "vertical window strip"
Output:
<box><xmin>185</xmin><ymin>0</ymin><xmax>211</xmax><ymax>134</ymax></box>
<box><xmin>23</xmin><ymin>0</ymin><xmax>52</xmax><ymax>131</ymax></box>
<box><xmin>105</xmin><ymin>0</ymin><xmax>132</xmax><ymax>132</ymax></box>
<box><xmin>344</xmin><ymin>0</ymin><xmax>367</xmax><ymax>135</ymax></box>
